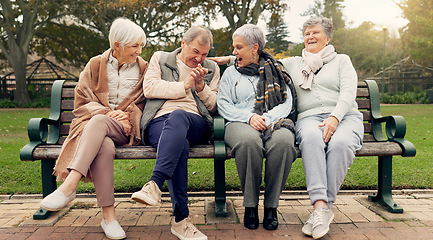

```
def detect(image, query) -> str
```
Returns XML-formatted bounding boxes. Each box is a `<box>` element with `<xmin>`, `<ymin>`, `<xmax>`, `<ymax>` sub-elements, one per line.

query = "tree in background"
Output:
<box><xmin>32</xmin><ymin>22</ymin><xmax>107</xmax><ymax>69</ymax></box>
<box><xmin>202</xmin><ymin>0</ymin><xmax>287</xmax><ymax>56</ymax></box>
<box><xmin>303</xmin><ymin>0</ymin><xmax>345</xmax><ymax>30</ymax></box>
<box><xmin>69</xmin><ymin>0</ymin><xmax>200</xmax><ymax>58</ymax></box>
<box><xmin>0</xmin><ymin>0</ymin><xmax>68</xmax><ymax>104</ymax></box>
<box><xmin>332</xmin><ymin>22</ymin><xmax>404</xmax><ymax>79</ymax></box>
<box><xmin>266</xmin><ymin>13</ymin><xmax>291</xmax><ymax>54</ymax></box>
<box><xmin>399</xmin><ymin>0</ymin><xmax>433</xmax><ymax>66</ymax></box>
<box><xmin>203</xmin><ymin>0</ymin><xmax>286</xmax><ymax>34</ymax></box>
<box><xmin>72</xmin><ymin>0</ymin><xmax>199</xmax><ymax>41</ymax></box>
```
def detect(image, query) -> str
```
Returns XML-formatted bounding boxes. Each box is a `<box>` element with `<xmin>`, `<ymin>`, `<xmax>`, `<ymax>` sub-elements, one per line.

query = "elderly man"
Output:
<box><xmin>132</xmin><ymin>26</ymin><xmax>219</xmax><ymax>240</ymax></box>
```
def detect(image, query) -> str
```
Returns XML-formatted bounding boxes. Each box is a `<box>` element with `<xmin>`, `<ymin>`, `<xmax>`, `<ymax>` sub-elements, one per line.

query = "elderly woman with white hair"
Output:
<box><xmin>280</xmin><ymin>17</ymin><xmax>364</xmax><ymax>239</ymax></box>
<box><xmin>39</xmin><ymin>17</ymin><xmax>148</xmax><ymax>239</ymax></box>
<box><xmin>217</xmin><ymin>24</ymin><xmax>297</xmax><ymax>231</ymax></box>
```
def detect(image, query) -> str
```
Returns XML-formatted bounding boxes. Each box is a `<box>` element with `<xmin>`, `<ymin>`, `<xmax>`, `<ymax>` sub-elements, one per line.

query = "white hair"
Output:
<box><xmin>233</xmin><ymin>24</ymin><xmax>266</xmax><ymax>53</ymax></box>
<box><xmin>109</xmin><ymin>17</ymin><xmax>146</xmax><ymax>49</ymax></box>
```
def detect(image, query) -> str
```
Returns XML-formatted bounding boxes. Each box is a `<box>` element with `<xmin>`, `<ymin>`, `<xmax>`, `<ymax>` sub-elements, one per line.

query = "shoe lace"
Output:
<box><xmin>312</xmin><ymin>209</ymin><xmax>324</xmax><ymax>229</ymax></box>
<box><xmin>183</xmin><ymin>219</ymin><xmax>198</xmax><ymax>235</ymax></box>
<box><xmin>142</xmin><ymin>182</ymin><xmax>154</xmax><ymax>194</ymax></box>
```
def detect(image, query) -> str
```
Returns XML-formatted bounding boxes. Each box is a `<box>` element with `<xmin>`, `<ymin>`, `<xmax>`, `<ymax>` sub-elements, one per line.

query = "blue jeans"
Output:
<box><xmin>147</xmin><ymin>109</ymin><xmax>211</xmax><ymax>221</ymax></box>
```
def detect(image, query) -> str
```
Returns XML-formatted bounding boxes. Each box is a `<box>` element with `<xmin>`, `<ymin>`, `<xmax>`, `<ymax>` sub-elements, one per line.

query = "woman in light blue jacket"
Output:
<box><xmin>217</xmin><ymin>24</ymin><xmax>297</xmax><ymax>231</ymax></box>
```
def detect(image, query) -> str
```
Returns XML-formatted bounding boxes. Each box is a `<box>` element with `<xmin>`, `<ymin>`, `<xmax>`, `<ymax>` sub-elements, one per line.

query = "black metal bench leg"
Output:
<box><xmin>368</xmin><ymin>155</ymin><xmax>403</xmax><ymax>213</ymax></box>
<box><xmin>33</xmin><ymin>159</ymin><xmax>57</xmax><ymax>220</ymax></box>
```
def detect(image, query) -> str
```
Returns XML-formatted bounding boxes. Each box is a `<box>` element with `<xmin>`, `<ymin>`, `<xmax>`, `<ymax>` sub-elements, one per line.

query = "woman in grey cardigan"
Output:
<box><xmin>217</xmin><ymin>24</ymin><xmax>297</xmax><ymax>231</ymax></box>
<box><xmin>280</xmin><ymin>17</ymin><xmax>364</xmax><ymax>239</ymax></box>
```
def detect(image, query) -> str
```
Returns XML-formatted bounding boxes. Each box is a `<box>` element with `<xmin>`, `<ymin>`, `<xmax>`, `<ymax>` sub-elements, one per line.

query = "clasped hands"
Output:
<box><xmin>105</xmin><ymin>110</ymin><xmax>131</xmax><ymax>133</ymax></box>
<box><xmin>184</xmin><ymin>64</ymin><xmax>208</xmax><ymax>92</ymax></box>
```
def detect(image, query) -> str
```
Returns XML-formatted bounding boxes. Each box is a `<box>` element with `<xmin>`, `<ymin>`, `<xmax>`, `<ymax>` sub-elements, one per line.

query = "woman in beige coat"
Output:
<box><xmin>39</xmin><ymin>18</ymin><xmax>148</xmax><ymax>240</ymax></box>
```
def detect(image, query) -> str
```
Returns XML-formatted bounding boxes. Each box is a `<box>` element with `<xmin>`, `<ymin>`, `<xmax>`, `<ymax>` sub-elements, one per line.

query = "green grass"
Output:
<box><xmin>0</xmin><ymin>105</ymin><xmax>432</xmax><ymax>195</ymax></box>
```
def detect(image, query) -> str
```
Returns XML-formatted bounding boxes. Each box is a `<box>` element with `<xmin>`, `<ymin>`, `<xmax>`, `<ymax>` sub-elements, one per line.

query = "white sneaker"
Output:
<box><xmin>100</xmin><ymin>219</ymin><xmax>126</xmax><ymax>240</ymax></box>
<box><xmin>312</xmin><ymin>208</ymin><xmax>334</xmax><ymax>239</ymax></box>
<box><xmin>171</xmin><ymin>217</ymin><xmax>207</xmax><ymax>240</ymax></box>
<box><xmin>131</xmin><ymin>181</ymin><xmax>162</xmax><ymax>206</ymax></box>
<box><xmin>40</xmin><ymin>189</ymin><xmax>76</xmax><ymax>211</ymax></box>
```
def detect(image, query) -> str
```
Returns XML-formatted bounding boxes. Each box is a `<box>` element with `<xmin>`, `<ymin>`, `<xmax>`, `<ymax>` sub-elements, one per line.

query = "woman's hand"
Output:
<box><xmin>249</xmin><ymin>114</ymin><xmax>267</xmax><ymax>132</ymax></box>
<box><xmin>207</xmin><ymin>56</ymin><xmax>231</xmax><ymax>65</ymax></box>
<box><xmin>106</xmin><ymin>110</ymin><xmax>128</xmax><ymax>121</ymax></box>
<box><xmin>318</xmin><ymin>116</ymin><xmax>339</xmax><ymax>142</ymax></box>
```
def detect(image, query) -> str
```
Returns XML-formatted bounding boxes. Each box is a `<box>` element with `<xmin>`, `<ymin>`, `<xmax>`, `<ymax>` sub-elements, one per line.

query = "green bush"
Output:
<box><xmin>0</xmin><ymin>97</ymin><xmax>50</xmax><ymax>108</ymax></box>
<box><xmin>21</xmin><ymin>97</ymin><xmax>50</xmax><ymax>108</ymax></box>
<box><xmin>382</xmin><ymin>91</ymin><xmax>430</xmax><ymax>104</ymax></box>
<box><xmin>0</xmin><ymin>99</ymin><xmax>19</xmax><ymax>108</ymax></box>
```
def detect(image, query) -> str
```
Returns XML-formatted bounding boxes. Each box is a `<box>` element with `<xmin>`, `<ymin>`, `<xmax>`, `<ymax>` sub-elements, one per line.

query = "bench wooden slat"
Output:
<box><xmin>357</xmin><ymin>99</ymin><xmax>370</xmax><ymax>109</ymax></box>
<box><xmin>32</xmin><ymin>141</ymin><xmax>403</xmax><ymax>161</ymax></box>
<box><xmin>361</xmin><ymin>111</ymin><xmax>371</xmax><ymax>121</ymax></box>
<box><xmin>363</xmin><ymin>135</ymin><xmax>375</xmax><ymax>142</ymax></box>
<box><xmin>60</xmin><ymin>112</ymin><xmax>75</xmax><ymax>123</ymax></box>
<box><xmin>62</xmin><ymin>88</ymin><xmax>75</xmax><ymax>98</ymax></box>
<box><xmin>364</xmin><ymin>122</ymin><xmax>372</xmax><ymax>133</ymax></box>
<box><xmin>60</xmin><ymin>125</ymin><xmax>70</xmax><ymax>136</ymax></box>
<box><xmin>61</xmin><ymin>100</ymin><xmax>74</xmax><ymax>111</ymax></box>
<box><xmin>357</xmin><ymin>88</ymin><xmax>369</xmax><ymax>98</ymax></box>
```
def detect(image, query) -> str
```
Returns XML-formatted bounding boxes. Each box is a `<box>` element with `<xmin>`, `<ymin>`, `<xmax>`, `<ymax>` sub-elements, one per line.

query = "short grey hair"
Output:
<box><xmin>109</xmin><ymin>17</ymin><xmax>146</xmax><ymax>49</ymax></box>
<box><xmin>303</xmin><ymin>17</ymin><xmax>333</xmax><ymax>39</ymax></box>
<box><xmin>183</xmin><ymin>26</ymin><xmax>213</xmax><ymax>48</ymax></box>
<box><xmin>232</xmin><ymin>24</ymin><xmax>266</xmax><ymax>54</ymax></box>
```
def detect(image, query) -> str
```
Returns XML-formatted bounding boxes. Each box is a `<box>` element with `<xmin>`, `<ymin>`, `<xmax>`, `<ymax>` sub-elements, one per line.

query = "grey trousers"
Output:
<box><xmin>295</xmin><ymin>112</ymin><xmax>364</xmax><ymax>208</ymax></box>
<box><xmin>68</xmin><ymin>114</ymin><xmax>129</xmax><ymax>207</ymax></box>
<box><xmin>225</xmin><ymin>122</ymin><xmax>296</xmax><ymax>208</ymax></box>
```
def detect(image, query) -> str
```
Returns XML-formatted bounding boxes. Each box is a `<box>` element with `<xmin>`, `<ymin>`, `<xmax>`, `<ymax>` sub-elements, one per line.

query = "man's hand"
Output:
<box><xmin>249</xmin><ymin>114</ymin><xmax>267</xmax><ymax>131</ymax></box>
<box><xmin>184</xmin><ymin>64</ymin><xmax>208</xmax><ymax>91</ymax></box>
<box><xmin>318</xmin><ymin>115</ymin><xmax>339</xmax><ymax>142</ymax></box>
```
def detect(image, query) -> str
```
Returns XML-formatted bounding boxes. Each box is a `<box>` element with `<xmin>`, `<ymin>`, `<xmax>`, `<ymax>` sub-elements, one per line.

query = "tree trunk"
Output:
<box><xmin>11</xmin><ymin>54</ymin><xmax>30</xmax><ymax>104</ymax></box>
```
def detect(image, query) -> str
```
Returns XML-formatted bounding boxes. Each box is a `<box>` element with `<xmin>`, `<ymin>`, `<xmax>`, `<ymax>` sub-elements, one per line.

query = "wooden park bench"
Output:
<box><xmin>20</xmin><ymin>79</ymin><xmax>416</xmax><ymax>220</ymax></box>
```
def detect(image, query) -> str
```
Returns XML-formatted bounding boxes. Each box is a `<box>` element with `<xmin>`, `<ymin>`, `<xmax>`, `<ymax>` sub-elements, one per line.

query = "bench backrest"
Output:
<box><xmin>56</xmin><ymin>81</ymin><xmax>374</xmax><ymax>144</ymax></box>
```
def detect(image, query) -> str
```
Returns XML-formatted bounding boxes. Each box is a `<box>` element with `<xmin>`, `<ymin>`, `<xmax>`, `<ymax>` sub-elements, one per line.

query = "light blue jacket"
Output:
<box><xmin>217</xmin><ymin>66</ymin><xmax>293</xmax><ymax>126</ymax></box>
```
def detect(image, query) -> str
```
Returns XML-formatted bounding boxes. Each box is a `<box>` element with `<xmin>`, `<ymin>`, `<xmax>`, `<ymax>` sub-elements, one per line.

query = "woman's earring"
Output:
<box><xmin>253</xmin><ymin>55</ymin><xmax>256</xmax><ymax>60</ymax></box>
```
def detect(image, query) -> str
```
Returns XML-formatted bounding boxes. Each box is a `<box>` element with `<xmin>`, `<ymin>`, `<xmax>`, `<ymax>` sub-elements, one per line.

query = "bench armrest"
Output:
<box><xmin>20</xmin><ymin>80</ymin><xmax>66</xmax><ymax>161</ymax></box>
<box><xmin>364</xmin><ymin>79</ymin><xmax>416</xmax><ymax>157</ymax></box>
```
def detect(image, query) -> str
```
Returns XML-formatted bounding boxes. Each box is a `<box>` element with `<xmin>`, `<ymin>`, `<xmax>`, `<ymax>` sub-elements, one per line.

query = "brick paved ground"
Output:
<box><xmin>2</xmin><ymin>190</ymin><xmax>433</xmax><ymax>239</ymax></box>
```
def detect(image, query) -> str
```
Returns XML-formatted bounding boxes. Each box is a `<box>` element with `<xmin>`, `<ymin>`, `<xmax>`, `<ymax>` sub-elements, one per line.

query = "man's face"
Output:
<box><xmin>180</xmin><ymin>37</ymin><xmax>211</xmax><ymax>68</ymax></box>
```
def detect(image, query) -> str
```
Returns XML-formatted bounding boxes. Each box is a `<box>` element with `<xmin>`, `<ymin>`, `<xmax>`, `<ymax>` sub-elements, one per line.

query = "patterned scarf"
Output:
<box><xmin>235</xmin><ymin>51</ymin><xmax>297</xmax><ymax>122</ymax></box>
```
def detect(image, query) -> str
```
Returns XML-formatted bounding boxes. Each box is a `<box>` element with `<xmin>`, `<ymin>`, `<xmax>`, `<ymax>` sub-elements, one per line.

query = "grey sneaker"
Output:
<box><xmin>312</xmin><ymin>208</ymin><xmax>334</xmax><ymax>239</ymax></box>
<box><xmin>131</xmin><ymin>181</ymin><xmax>161</xmax><ymax>206</ymax></box>
<box><xmin>301</xmin><ymin>212</ymin><xmax>314</xmax><ymax>236</ymax></box>
<box><xmin>171</xmin><ymin>217</ymin><xmax>208</xmax><ymax>240</ymax></box>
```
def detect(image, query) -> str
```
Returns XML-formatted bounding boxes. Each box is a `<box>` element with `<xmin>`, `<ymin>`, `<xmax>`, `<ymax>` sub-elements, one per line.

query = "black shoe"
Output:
<box><xmin>263</xmin><ymin>207</ymin><xmax>278</xmax><ymax>230</ymax></box>
<box><xmin>244</xmin><ymin>206</ymin><xmax>259</xmax><ymax>230</ymax></box>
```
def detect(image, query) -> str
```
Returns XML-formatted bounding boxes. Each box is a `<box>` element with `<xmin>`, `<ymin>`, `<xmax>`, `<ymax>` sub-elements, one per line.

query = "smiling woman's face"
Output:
<box><xmin>303</xmin><ymin>25</ymin><xmax>331</xmax><ymax>54</ymax></box>
<box><xmin>232</xmin><ymin>36</ymin><xmax>259</xmax><ymax>67</ymax></box>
